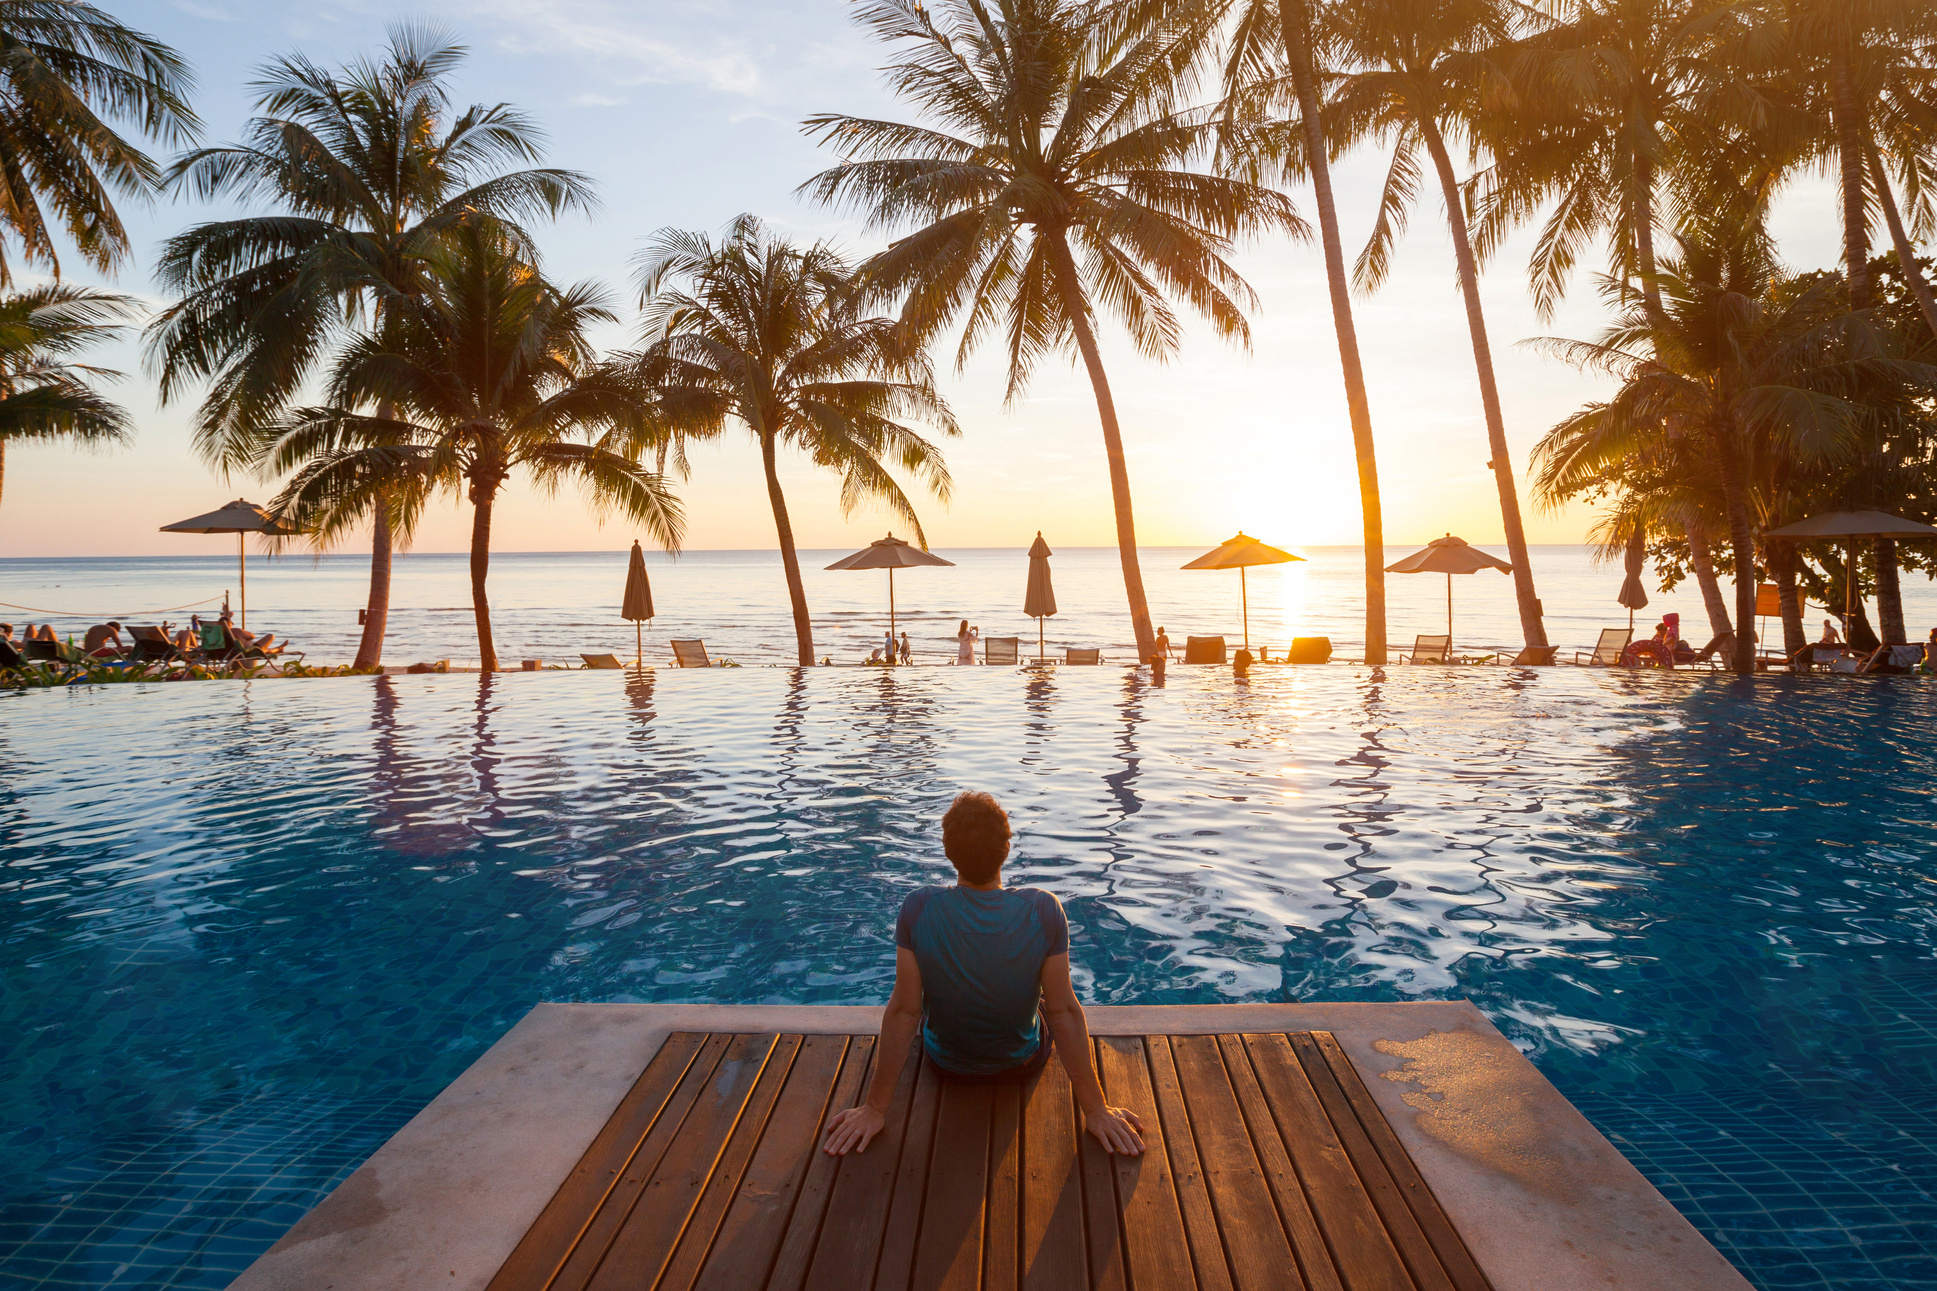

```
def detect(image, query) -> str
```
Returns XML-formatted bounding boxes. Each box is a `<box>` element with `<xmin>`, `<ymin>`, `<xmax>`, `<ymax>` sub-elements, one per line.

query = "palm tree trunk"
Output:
<box><xmin>1867</xmin><ymin>144</ymin><xmax>1937</xmax><ymax>341</ymax></box>
<box><xmin>1686</xmin><ymin>524</ymin><xmax>1733</xmax><ymax>640</ymax></box>
<box><xmin>1046</xmin><ymin>232</ymin><xmax>1158</xmax><ymax>663</ymax></box>
<box><xmin>760</xmin><ymin>430</ymin><xmax>815</xmax><ymax>666</ymax></box>
<box><xmin>1420</xmin><ymin>120</ymin><xmax>1548</xmax><ymax>649</ymax></box>
<box><xmin>1876</xmin><ymin>536</ymin><xmax>1905</xmax><ymax>643</ymax></box>
<box><xmin>469</xmin><ymin>481</ymin><xmax>499</xmax><ymax>673</ymax></box>
<box><xmin>1633</xmin><ymin>154</ymin><xmax>1667</xmax><ymax>329</ymax></box>
<box><xmin>1772</xmin><ymin>541</ymin><xmax>1806</xmax><ymax>656</ymax></box>
<box><xmin>1707</xmin><ymin>416</ymin><xmax>1759</xmax><ymax>673</ymax></box>
<box><xmin>1281</xmin><ymin>1</ymin><xmax>1386</xmax><ymax>663</ymax></box>
<box><xmin>353</xmin><ymin>494</ymin><xmax>392</xmax><ymax>671</ymax></box>
<box><xmin>1833</xmin><ymin>53</ymin><xmax>1872</xmax><ymax>310</ymax></box>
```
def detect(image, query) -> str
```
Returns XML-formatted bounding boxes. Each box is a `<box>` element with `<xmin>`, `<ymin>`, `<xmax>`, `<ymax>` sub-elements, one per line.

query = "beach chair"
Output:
<box><xmin>1183</xmin><ymin>635</ymin><xmax>1226</xmax><ymax>664</ymax></box>
<box><xmin>579</xmin><ymin>653</ymin><xmax>624</xmax><ymax>670</ymax></box>
<box><xmin>21</xmin><ymin>637</ymin><xmax>84</xmax><ymax>666</ymax></box>
<box><xmin>1395</xmin><ymin>634</ymin><xmax>1452</xmax><ymax>664</ymax></box>
<box><xmin>671</xmin><ymin>639</ymin><xmax>711</xmax><ymax>668</ymax></box>
<box><xmin>1287</xmin><ymin>637</ymin><xmax>1332</xmax><ymax>664</ymax></box>
<box><xmin>1573</xmin><ymin>628</ymin><xmax>1632</xmax><ymax>666</ymax></box>
<box><xmin>0</xmin><ymin>637</ymin><xmax>26</xmax><ymax>670</ymax></box>
<box><xmin>1490</xmin><ymin>645</ymin><xmax>1559</xmax><ymax>666</ymax></box>
<box><xmin>125</xmin><ymin>626</ymin><xmax>186</xmax><ymax>668</ymax></box>
<box><xmin>984</xmin><ymin>636</ymin><xmax>1020</xmax><ymax>665</ymax></box>
<box><xmin>1065</xmin><ymin>647</ymin><xmax>1101</xmax><ymax>665</ymax></box>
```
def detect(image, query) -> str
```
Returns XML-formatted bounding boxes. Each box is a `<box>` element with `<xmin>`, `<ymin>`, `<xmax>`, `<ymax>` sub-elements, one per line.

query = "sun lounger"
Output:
<box><xmin>984</xmin><ymin>636</ymin><xmax>1020</xmax><ymax>665</ymax></box>
<box><xmin>580</xmin><ymin>653</ymin><xmax>624</xmax><ymax>670</ymax></box>
<box><xmin>671</xmin><ymin>639</ymin><xmax>710</xmax><ymax>668</ymax></box>
<box><xmin>1573</xmin><ymin>628</ymin><xmax>1632</xmax><ymax>666</ymax></box>
<box><xmin>1183</xmin><ymin>635</ymin><xmax>1226</xmax><ymax>664</ymax></box>
<box><xmin>125</xmin><ymin>626</ymin><xmax>186</xmax><ymax>667</ymax></box>
<box><xmin>1490</xmin><ymin>645</ymin><xmax>1559</xmax><ymax>666</ymax></box>
<box><xmin>1287</xmin><ymin>637</ymin><xmax>1332</xmax><ymax>664</ymax></box>
<box><xmin>0</xmin><ymin>637</ymin><xmax>27</xmax><ymax>670</ymax></box>
<box><xmin>21</xmin><ymin>637</ymin><xmax>85</xmax><ymax>666</ymax></box>
<box><xmin>1395</xmin><ymin>634</ymin><xmax>1452</xmax><ymax>664</ymax></box>
<box><xmin>1065</xmin><ymin>647</ymin><xmax>1101</xmax><ymax>664</ymax></box>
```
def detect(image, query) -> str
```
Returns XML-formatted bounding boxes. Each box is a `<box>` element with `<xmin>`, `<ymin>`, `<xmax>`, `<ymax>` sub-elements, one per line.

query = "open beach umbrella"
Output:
<box><xmin>159</xmin><ymin>498</ymin><xmax>306</xmax><ymax>631</ymax></box>
<box><xmin>1024</xmin><ymin>532</ymin><xmax>1056</xmax><ymax>662</ymax></box>
<box><xmin>1617</xmin><ymin>523</ymin><xmax>1649</xmax><ymax>629</ymax></box>
<box><xmin>1764</xmin><ymin>510</ymin><xmax>1937</xmax><ymax>634</ymax></box>
<box><xmin>1384</xmin><ymin>534</ymin><xmax>1513</xmax><ymax>640</ymax></box>
<box><xmin>1180</xmin><ymin>532</ymin><xmax>1303</xmax><ymax>650</ymax></box>
<box><xmin>825</xmin><ymin>533</ymin><xmax>955</xmax><ymax>654</ymax></box>
<box><xmin>621</xmin><ymin>540</ymin><xmax>654</xmax><ymax>665</ymax></box>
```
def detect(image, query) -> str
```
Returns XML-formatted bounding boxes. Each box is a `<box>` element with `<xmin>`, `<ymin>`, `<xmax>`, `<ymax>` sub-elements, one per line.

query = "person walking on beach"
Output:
<box><xmin>821</xmin><ymin>791</ymin><xmax>1144</xmax><ymax>1158</ymax></box>
<box><xmin>899</xmin><ymin>632</ymin><xmax>912</xmax><ymax>666</ymax></box>
<box><xmin>955</xmin><ymin>619</ymin><xmax>978</xmax><ymax>665</ymax></box>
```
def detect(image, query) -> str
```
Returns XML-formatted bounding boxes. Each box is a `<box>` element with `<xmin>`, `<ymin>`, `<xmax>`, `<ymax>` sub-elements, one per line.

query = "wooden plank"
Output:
<box><xmin>1020</xmin><ymin>1055</ymin><xmax>1087</xmax><ymax>1291</ymax></box>
<box><xmin>488</xmin><ymin>1031</ymin><xmax>710</xmax><ymax>1291</ymax></box>
<box><xmin>1095</xmin><ymin>1036</ymin><xmax>1196</xmax><ymax>1291</ymax></box>
<box><xmin>687</xmin><ymin>1034</ymin><xmax>854</xmax><ymax>1291</ymax></box>
<box><xmin>1309</xmin><ymin>1033</ymin><xmax>1493</xmax><ymax>1291</ymax></box>
<box><xmin>798</xmin><ymin>1038</ymin><xmax>925</xmax><ymax>1291</ymax></box>
<box><xmin>1144</xmin><ymin>1036</ymin><xmax>1235</xmax><ymax>1291</ymax></box>
<box><xmin>912</xmin><ymin>1080</ymin><xmax>992</xmax><ymax>1291</ymax></box>
<box><xmin>762</xmin><ymin>1036</ymin><xmax>878</xmax><ymax>1291</ymax></box>
<box><xmin>1240</xmin><ymin>1034</ymin><xmax>1411</xmax><ymax>1291</ymax></box>
<box><xmin>584</xmin><ymin>1033</ymin><xmax>782</xmax><ymax>1291</ymax></box>
<box><xmin>867</xmin><ymin>1052</ymin><xmax>944</xmax><ymax>1291</ymax></box>
<box><xmin>1215</xmin><ymin>1036</ymin><xmax>1345</xmax><ymax>1291</ymax></box>
<box><xmin>1077</xmin><ymin>1040</ymin><xmax>1127</xmax><ymax>1291</ymax></box>
<box><xmin>656</xmin><ymin>1034</ymin><xmax>820</xmax><ymax>1291</ymax></box>
<box><xmin>985</xmin><ymin>1080</ymin><xmax>1022</xmax><ymax>1291</ymax></box>
<box><xmin>1288</xmin><ymin>1032</ymin><xmax>1454</xmax><ymax>1291</ymax></box>
<box><xmin>548</xmin><ymin>1033</ymin><xmax>739</xmax><ymax>1291</ymax></box>
<box><xmin>1169</xmin><ymin>1036</ymin><xmax>1304</xmax><ymax>1291</ymax></box>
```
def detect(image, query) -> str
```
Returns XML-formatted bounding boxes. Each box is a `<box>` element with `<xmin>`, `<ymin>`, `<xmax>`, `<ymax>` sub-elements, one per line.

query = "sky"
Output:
<box><xmin>0</xmin><ymin>0</ymin><xmax>1852</xmax><ymax>559</ymax></box>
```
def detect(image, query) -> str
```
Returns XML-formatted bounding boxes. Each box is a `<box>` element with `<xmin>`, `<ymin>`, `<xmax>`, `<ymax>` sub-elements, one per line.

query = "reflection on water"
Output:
<box><xmin>2</xmin><ymin>668</ymin><xmax>1936</xmax><ymax>1289</ymax></box>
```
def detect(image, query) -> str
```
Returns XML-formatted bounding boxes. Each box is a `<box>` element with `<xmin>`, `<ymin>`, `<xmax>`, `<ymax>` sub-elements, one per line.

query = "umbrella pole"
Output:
<box><xmin>889</xmin><ymin>567</ymin><xmax>896</xmax><ymax>663</ymax></box>
<box><xmin>1446</xmin><ymin>572</ymin><xmax>1453</xmax><ymax>642</ymax></box>
<box><xmin>636</xmin><ymin>620</ymin><xmax>642</xmax><ymax>668</ymax></box>
<box><xmin>238</xmin><ymin>532</ymin><xmax>246</xmax><ymax>632</ymax></box>
<box><xmin>1241</xmin><ymin>566</ymin><xmax>1250</xmax><ymax>651</ymax></box>
<box><xmin>1847</xmin><ymin>540</ymin><xmax>1855</xmax><ymax>639</ymax></box>
<box><xmin>1038</xmin><ymin>617</ymin><xmax>1044</xmax><ymax>663</ymax></box>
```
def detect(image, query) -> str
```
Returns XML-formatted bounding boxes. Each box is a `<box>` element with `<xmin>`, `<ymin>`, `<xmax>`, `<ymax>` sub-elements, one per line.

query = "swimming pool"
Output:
<box><xmin>2</xmin><ymin>667</ymin><xmax>1934</xmax><ymax>1289</ymax></box>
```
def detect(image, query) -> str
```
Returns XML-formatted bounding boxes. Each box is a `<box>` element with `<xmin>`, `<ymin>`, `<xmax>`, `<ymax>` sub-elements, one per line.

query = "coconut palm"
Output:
<box><xmin>1327</xmin><ymin>0</ymin><xmax>1552</xmax><ymax>651</ymax></box>
<box><xmin>622</xmin><ymin>216</ymin><xmax>956</xmax><ymax>666</ymax></box>
<box><xmin>0</xmin><ymin>0</ymin><xmax>197</xmax><ymax>282</ymax></box>
<box><xmin>802</xmin><ymin>0</ymin><xmax>1302</xmax><ymax>663</ymax></box>
<box><xmin>264</xmin><ymin>222</ymin><xmax>682</xmax><ymax>673</ymax></box>
<box><xmin>1218</xmin><ymin>0</ymin><xmax>1390</xmax><ymax>661</ymax></box>
<box><xmin>144</xmin><ymin>26</ymin><xmax>594</xmax><ymax>670</ymax></box>
<box><xmin>0</xmin><ymin>282</ymin><xmax>135</xmax><ymax>509</ymax></box>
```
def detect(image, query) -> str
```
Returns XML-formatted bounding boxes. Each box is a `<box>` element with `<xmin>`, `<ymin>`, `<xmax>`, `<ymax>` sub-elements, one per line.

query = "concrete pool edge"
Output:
<box><xmin>226</xmin><ymin>1001</ymin><xmax>1751</xmax><ymax>1291</ymax></box>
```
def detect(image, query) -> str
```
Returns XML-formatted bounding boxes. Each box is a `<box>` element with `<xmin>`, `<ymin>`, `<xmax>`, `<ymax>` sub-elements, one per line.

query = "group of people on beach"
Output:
<box><xmin>1618</xmin><ymin>609</ymin><xmax>1937</xmax><ymax>673</ymax></box>
<box><xmin>2</xmin><ymin>610</ymin><xmax>281</xmax><ymax>661</ymax></box>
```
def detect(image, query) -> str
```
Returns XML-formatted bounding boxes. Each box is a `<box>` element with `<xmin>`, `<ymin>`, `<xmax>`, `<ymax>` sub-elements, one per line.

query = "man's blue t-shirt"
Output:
<box><xmin>895</xmin><ymin>884</ymin><xmax>1069</xmax><ymax>1076</ymax></box>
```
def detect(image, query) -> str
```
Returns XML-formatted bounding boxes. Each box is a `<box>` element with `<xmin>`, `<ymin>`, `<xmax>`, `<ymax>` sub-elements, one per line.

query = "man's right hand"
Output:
<box><xmin>1084</xmin><ymin>1104</ymin><xmax>1145</xmax><ymax>1155</ymax></box>
<box><xmin>822</xmin><ymin>1105</ymin><xmax>888</xmax><ymax>1155</ymax></box>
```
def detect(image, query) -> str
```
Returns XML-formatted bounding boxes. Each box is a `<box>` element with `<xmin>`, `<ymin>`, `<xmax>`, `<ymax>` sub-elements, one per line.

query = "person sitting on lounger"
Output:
<box><xmin>83</xmin><ymin>621</ymin><xmax>124</xmax><ymax>658</ymax></box>
<box><xmin>822</xmin><ymin>791</ymin><xmax>1144</xmax><ymax>1158</ymax></box>
<box><xmin>1819</xmin><ymin>618</ymin><xmax>1843</xmax><ymax>646</ymax></box>
<box><xmin>218</xmin><ymin>609</ymin><xmax>278</xmax><ymax>653</ymax></box>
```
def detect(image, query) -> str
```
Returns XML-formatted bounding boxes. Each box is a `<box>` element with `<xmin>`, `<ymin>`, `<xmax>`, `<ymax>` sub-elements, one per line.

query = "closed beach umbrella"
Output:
<box><xmin>1024</xmin><ymin>532</ymin><xmax>1056</xmax><ymax>662</ymax></box>
<box><xmin>159</xmin><ymin>498</ymin><xmax>306</xmax><ymax>632</ymax></box>
<box><xmin>1384</xmin><ymin>534</ymin><xmax>1512</xmax><ymax>640</ymax></box>
<box><xmin>825</xmin><ymin>533</ymin><xmax>956</xmax><ymax>657</ymax></box>
<box><xmin>1180</xmin><ymin>532</ymin><xmax>1303</xmax><ymax>650</ymax></box>
<box><xmin>1764</xmin><ymin>510</ymin><xmax>1937</xmax><ymax>634</ymax></box>
<box><xmin>621</xmin><ymin>540</ymin><xmax>654</xmax><ymax>665</ymax></box>
<box><xmin>1617</xmin><ymin>523</ymin><xmax>1649</xmax><ymax>629</ymax></box>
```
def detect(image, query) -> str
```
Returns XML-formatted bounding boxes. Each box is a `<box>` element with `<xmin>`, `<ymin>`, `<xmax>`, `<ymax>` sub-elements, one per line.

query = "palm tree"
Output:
<box><xmin>0</xmin><ymin>282</ymin><xmax>135</xmax><ymax>509</ymax></box>
<box><xmin>622</xmin><ymin>216</ymin><xmax>956</xmax><ymax>666</ymax></box>
<box><xmin>1328</xmin><ymin>0</ymin><xmax>1550</xmax><ymax>651</ymax></box>
<box><xmin>802</xmin><ymin>0</ymin><xmax>1302</xmax><ymax>663</ymax></box>
<box><xmin>144</xmin><ymin>26</ymin><xmax>594</xmax><ymax>670</ymax></box>
<box><xmin>264</xmin><ymin>222</ymin><xmax>683</xmax><ymax>672</ymax></box>
<box><xmin>1219</xmin><ymin>0</ymin><xmax>1390</xmax><ymax>662</ymax></box>
<box><xmin>0</xmin><ymin>0</ymin><xmax>198</xmax><ymax>282</ymax></box>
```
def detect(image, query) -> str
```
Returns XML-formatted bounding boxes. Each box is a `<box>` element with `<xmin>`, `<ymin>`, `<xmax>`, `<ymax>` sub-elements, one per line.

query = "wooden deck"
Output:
<box><xmin>488</xmin><ymin>1030</ymin><xmax>1492</xmax><ymax>1291</ymax></box>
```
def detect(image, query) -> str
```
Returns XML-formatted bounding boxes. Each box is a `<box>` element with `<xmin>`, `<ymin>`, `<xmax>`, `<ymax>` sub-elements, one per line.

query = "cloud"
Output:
<box><xmin>571</xmin><ymin>93</ymin><xmax>628</xmax><ymax>108</ymax></box>
<box><xmin>467</xmin><ymin>0</ymin><xmax>763</xmax><ymax>95</ymax></box>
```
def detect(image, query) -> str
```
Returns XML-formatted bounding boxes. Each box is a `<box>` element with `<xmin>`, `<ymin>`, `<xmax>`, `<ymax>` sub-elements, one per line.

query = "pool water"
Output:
<box><xmin>3</xmin><ymin>667</ymin><xmax>1935</xmax><ymax>1290</ymax></box>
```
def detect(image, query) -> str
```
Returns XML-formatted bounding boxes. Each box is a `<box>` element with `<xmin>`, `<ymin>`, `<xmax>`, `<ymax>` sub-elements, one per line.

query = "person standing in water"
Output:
<box><xmin>955</xmin><ymin>619</ymin><xmax>978</xmax><ymax>665</ymax></box>
<box><xmin>899</xmin><ymin>632</ymin><xmax>912</xmax><ymax>665</ymax></box>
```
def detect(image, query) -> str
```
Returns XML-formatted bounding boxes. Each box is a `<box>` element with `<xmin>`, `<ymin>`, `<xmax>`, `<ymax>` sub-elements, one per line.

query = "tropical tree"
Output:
<box><xmin>263</xmin><ymin>222</ymin><xmax>683</xmax><ymax>672</ymax></box>
<box><xmin>0</xmin><ymin>0</ymin><xmax>198</xmax><ymax>282</ymax></box>
<box><xmin>0</xmin><ymin>282</ymin><xmax>135</xmax><ymax>509</ymax></box>
<box><xmin>802</xmin><ymin>0</ymin><xmax>1302</xmax><ymax>664</ymax></box>
<box><xmin>144</xmin><ymin>26</ymin><xmax>594</xmax><ymax>670</ymax></box>
<box><xmin>1218</xmin><ymin>0</ymin><xmax>1390</xmax><ymax>662</ymax></box>
<box><xmin>1327</xmin><ymin>0</ymin><xmax>1550</xmax><ymax>651</ymax></box>
<box><xmin>623</xmin><ymin>215</ymin><xmax>956</xmax><ymax>666</ymax></box>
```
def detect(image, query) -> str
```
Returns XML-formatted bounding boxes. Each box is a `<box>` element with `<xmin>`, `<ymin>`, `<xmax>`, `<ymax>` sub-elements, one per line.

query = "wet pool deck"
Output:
<box><xmin>228</xmin><ymin>1003</ymin><xmax>1751</xmax><ymax>1291</ymax></box>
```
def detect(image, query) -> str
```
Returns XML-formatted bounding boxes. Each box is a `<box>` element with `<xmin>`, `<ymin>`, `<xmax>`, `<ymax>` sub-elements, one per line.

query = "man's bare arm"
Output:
<box><xmin>1039</xmin><ymin>953</ymin><xmax>1144</xmax><ymax>1155</ymax></box>
<box><xmin>822</xmin><ymin>947</ymin><xmax>923</xmax><ymax>1155</ymax></box>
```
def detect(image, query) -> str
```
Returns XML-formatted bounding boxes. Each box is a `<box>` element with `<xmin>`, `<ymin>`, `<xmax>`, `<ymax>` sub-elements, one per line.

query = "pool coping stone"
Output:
<box><xmin>226</xmin><ymin>1000</ymin><xmax>1751</xmax><ymax>1291</ymax></box>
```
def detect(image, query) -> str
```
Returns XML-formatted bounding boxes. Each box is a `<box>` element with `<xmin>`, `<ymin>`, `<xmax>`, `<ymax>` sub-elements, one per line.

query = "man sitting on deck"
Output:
<box><xmin>822</xmin><ymin>791</ymin><xmax>1145</xmax><ymax>1157</ymax></box>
